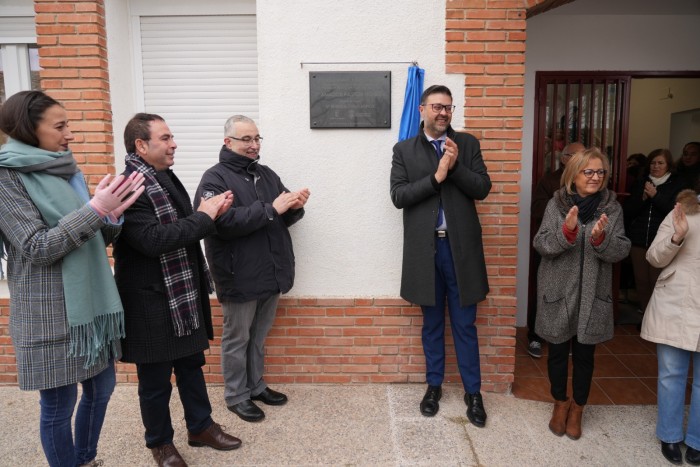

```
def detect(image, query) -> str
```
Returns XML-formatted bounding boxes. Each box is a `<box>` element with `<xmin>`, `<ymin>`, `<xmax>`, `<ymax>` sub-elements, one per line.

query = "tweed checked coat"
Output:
<box><xmin>0</xmin><ymin>168</ymin><xmax>120</xmax><ymax>390</ymax></box>
<box><xmin>113</xmin><ymin>168</ymin><xmax>216</xmax><ymax>364</ymax></box>
<box><xmin>534</xmin><ymin>187</ymin><xmax>631</xmax><ymax>345</ymax></box>
<box><xmin>390</xmin><ymin>124</ymin><xmax>491</xmax><ymax>307</ymax></box>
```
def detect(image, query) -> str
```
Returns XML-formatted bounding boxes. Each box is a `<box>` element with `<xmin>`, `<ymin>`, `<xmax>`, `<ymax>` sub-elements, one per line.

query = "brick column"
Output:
<box><xmin>444</xmin><ymin>0</ymin><xmax>546</xmax><ymax>392</ymax></box>
<box><xmin>34</xmin><ymin>0</ymin><xmax>114</xmax><ymax>185</ymax></box>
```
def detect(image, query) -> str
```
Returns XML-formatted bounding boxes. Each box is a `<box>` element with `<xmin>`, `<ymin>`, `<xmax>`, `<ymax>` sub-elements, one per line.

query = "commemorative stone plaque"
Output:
<box><xmin>309</xmin><ymin>71</ymin><xmax>391</xmax><ymax>128</ymax></box>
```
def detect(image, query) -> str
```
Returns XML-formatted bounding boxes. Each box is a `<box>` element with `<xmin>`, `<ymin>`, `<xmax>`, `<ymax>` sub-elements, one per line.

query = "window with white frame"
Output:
<box><xmin>0</xmin><ymin>14</ymin><xmax>40</xmax><ymax>146</ymax></box>
<box><xmin>0</xmin><ymin>13</ymin><xmax>39</xmax><ymax>281</ymax></box>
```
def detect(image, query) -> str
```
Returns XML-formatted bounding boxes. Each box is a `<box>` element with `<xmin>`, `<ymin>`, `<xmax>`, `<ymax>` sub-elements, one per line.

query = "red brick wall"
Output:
<box><xmin>0</xmin><ymin>0</ymin><xmax>549</xmax><ymax>392</ymax></box>
<box><xmin>34</xmin><ymin>0</ymin><xmax>115</xmax><ymax>187</ymax></box>
<box><xmin>115</xmin><ymin>298</ymin><xmax>451</xmax><ymax>385</ymax></box>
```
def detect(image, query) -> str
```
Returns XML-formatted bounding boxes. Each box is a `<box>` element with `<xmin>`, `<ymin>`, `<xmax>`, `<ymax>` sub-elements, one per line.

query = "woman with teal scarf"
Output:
<box><xmin>0</xmin><ymin>91</ymin><xmax>144</xmax><ymax>467</ymax></box>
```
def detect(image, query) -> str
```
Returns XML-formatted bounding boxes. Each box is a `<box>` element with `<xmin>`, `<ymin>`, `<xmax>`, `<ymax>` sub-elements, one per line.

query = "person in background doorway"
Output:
<box><xmin>390</xmin><ymin>84</ymin><xmax>491</xmax><ymax>427</ymax></box>
<box><xmin>528</xmin><ymin>142</ymin><xmax>585</xmax><ymax>358</ymax></box>
<box><xmin>534</xmin><ymin>148</ymin><xmax>630</xmax><ymax>440</ymax></box>
<box><xmin>676</xmin><ymin>141</ymin><xmax>700</xmax><ymax>190</ymax></box>
<box><xmin>114</xmin><ymin>113</ymin><xmax>240</xmax><ymax>467</ymax></box>
<box><xmin>640</xmin><ymin>189</ymin><xmax>700</xmax><ymax>466</ymax></box>
<box><xmin>0</xmin><ymin>90</ymin><xmax>144</xmax><ymax>467</ymax></box>
<box><xmin>625</xmin><ymin>153</ymin><xmax>648</xmax><ymax>193</ymax></box>
<box><xmin>624</xmin><ymin>149</ymin><xmax>687</xmax><ymax>314</ymax></box>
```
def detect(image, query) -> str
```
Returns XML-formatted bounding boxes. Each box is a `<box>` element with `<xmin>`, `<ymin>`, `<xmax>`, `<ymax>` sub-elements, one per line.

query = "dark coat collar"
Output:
<box><xmin>218</xmin><ymin>145</ymin><xmax>260</xmax><ymax>172</ymax></box>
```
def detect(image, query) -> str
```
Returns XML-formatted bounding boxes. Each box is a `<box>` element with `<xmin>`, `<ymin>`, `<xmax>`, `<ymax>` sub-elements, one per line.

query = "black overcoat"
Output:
<box><xmin>390</xmin><ymin>124</ymin><xmax>491</xmax><ymax>307</ymax></box>
<box><xmin>114</xmin><ymin>168</ymin><xmax>216</xmax><ymax>364</ymax></box>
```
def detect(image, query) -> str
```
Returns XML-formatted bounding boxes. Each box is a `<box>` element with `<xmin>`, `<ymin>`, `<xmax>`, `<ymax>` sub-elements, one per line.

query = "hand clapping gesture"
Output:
<box><xmin>564</xmin><ymin>205</ymin><xmax>579</xmax><ymax>231</ymax></box>
<box><xmin>435</xmin><ymin>138</ymin><xmax>458</xmax><ymax>183</ymax></box>
<box><xmin>90</xmin><ymin>172</ymin><xmax>146</xmax><ymax>219</ymax></box>
<box><xmin>590</xmin><ymin>213</ymin><xmax>609</xmax><ymax>242</ymax></box>
<box><xmin>671</xmin><ymin>202</ymin><xmax>689</xmax><ymax>245</ymax></box>
<box><xmin>273</xmin><ymin>188</ymin><xmax>311</xmax><ymax>215</ymax></box>
<box><xmin>197</xmin><ymin>191</ymin><xmax>233</xmax><ymax>220</ymax></box>
<box><xmin>643</xmin><ymin>181</ymin><xmax>657</xmax><ymax>200</ymax></box>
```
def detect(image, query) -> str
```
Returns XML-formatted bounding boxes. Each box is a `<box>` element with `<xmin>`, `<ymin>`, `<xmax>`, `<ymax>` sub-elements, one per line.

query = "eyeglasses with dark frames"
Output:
<box><xmin>227</xmin><ymin>135</ymin><xmax>263</xmax><ymax>144</ymax></box>
<box><xmin>424</xmin><ymin>104</ymin><xmax>456</xmax><ymax>114</ymax></box>
<box><xmin>580</xmin><ymin>169</ymin><xmax>607</xmax><ymax>179</ymax></box>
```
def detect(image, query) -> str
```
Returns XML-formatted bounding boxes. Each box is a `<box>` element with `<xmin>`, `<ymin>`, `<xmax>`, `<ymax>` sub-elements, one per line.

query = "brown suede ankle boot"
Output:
<box><xmin>548</xmin><ymin>398</ymin><xmax>571</xmax><ymax>436</ymax></box>
<box><xmin>566</xmin><ymin>401</ymin><xmax>584</xmax><ymax>440</ymax></box>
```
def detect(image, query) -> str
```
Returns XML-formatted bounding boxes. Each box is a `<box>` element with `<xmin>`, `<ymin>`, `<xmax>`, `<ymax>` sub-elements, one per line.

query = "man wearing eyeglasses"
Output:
<box><xmin>390</xmin><ymin>85</ymin><xmax>491</xmax><ymax>427</ymax></box>
<box><xmin>529</xmin><ymin>142</ymin><xmax>585</xmax><ymax>358</ymax></box>
<box><xmin>195</xmin><ymin>115</ymin><xmax>310</xmax><ymax>423</ymax></box>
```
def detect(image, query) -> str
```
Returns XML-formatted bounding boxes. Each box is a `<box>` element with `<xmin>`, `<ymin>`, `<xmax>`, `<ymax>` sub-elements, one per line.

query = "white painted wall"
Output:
<box><xmin>629</xmin><ymin>78</ymin><xmax>700</xmax><ymax>157</ymax></box>
<box><xmin>106</xmin><ymin>0</ymin><xmax>463</xmax><ymax>298</ymax></box>
<box><xmin>256</xmin><ymin>0</ymin><xmax>462</xmax><ymax>297</ymax></box>
<box><xmin>517</xmin><ymin>0</ymin><xmax>700</xmax><ymax>326</ymax></box>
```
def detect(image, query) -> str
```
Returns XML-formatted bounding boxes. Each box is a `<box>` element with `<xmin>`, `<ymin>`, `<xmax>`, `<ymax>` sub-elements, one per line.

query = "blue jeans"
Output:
<box><xmin>657</xmin><ymin>344</ymin><xmax>700</xmax><ymax>449</ymax></box>
<box><xmin>421</xmin><ymin>237</ymin><xmax>481</xmax><ymax>394</ymax></box>
<box><xmin>39</xmin><ymin>360</ymin><xmax>116</xmax><ymax>467</ymax></box>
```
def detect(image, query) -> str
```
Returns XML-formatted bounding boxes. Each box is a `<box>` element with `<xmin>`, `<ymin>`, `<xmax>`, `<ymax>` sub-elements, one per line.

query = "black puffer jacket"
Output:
<box><xmin>624</xmin><ymin>173</ymin><xmax>688</xmax><ymax>248</ymax></box>
<box><xmin>195</xmin><ymin>146</ymin><xmax>304</xmax><ymax>303</ymax></box>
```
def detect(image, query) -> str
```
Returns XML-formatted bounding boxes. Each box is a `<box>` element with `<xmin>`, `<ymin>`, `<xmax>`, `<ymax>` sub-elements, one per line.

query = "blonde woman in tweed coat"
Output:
<box><xmin>534</xmin><ymin>148</ymin><xmax>630</xmax><ymax>441</ymax></box>
<box><xmin>0</xmin><ymin>91</ymin><xmax>143</xmax><ymax>466</ymax></box>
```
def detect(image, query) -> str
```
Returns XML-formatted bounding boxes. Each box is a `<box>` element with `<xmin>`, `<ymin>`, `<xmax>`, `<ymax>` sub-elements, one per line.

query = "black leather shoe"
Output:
<box><xmin>252</xmin><ymin>387</ymin><xmax>288</xmax><ymax>406</ymax></box>
<box><xmin>420</xmin><ymin>385</ymin><xmax>442</xmax><ymax>417</ymax></box>
<box><xmin>661</xmin><ymin>442</ymin><xmax>682</xmax><ymax>465</ymax></box>
<box><xmin>465</xmin><ymin>392</ymin><xmax>487</xmax><ymax>428</ymax></box>
<box><xmin>687</xmin><ymin>446</ymin><xmax>700</xmax><ymax>465</ymax></box>
<box><xmin>228</xmin><ymin>399</ymin><xmax>265</xmax><ymax>422</ymax></box>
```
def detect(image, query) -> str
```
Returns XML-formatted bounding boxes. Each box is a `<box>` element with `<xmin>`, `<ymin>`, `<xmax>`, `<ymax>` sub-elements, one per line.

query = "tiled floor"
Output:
<box><xmin>512</xmin><ymin>324</ymin><xmax>692</xmax><ymax>405</ymax></box>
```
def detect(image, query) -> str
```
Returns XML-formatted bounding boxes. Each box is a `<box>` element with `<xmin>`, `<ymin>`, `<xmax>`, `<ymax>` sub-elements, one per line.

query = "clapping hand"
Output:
<box><xmin>273</xmin><ymin>189</ymin><xmax>309</xmax><ymax>215</ymax></box>
<box><xmin>443</xmin><ymin>137</ymin><xmax>458</xmax><ymax>170</ymax></box>
<box><xmin>591</xmin><ymin>213</ymin><xmax>609</xmax><ymax>242</ymax></box>
<box><xmin>198</xmin><ymin>191</ymin><xmax>233</xmax><ymax>220</ymax></box>
<box><xmin>643</xmin><ymin>181</ymin><xmax>656</xmax><ymax>200</ymax></box>
<box><xmin>288</xmin><ymin>188</ymin><xmax>310</xmax><ymax>210</ymax></box>
<box><xmin>90</xmin><ymin>172</ymin><xmax>146</xmax><ymax>218</ymax></box>
<box><xmin>671</xmin><ymin>202</ymin><xmax>688</xmax><ymax>245</ymax></box>
<box><xmin>564</xmin><ymin>205</ymin><xmax>579</xmax><ymax>231</ymax></box>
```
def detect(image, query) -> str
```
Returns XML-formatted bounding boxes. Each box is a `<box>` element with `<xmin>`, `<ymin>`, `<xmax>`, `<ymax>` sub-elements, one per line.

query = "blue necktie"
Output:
<box><xmin>431</xmin><ymin>140</ymin><xmax>445</xmax><ymax>228</ymax></box>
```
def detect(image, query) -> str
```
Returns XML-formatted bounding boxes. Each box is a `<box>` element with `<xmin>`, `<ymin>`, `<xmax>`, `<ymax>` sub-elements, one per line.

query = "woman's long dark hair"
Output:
<box><xmin>0</xmin><ymin>90</ymin><xmax>61</xmax><ymax>147</ymax></box>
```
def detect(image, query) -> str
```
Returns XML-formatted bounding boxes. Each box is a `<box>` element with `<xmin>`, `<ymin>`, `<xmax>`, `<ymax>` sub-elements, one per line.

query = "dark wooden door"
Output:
<box><xmin>528</xmin><ymin>72</ymin><xmax>631</xmax><ymax>323</ymax></box>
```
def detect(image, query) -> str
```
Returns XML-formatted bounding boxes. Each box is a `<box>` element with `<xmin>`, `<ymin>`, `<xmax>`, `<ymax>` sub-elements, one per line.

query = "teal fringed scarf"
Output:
<box><xmin>0</xmin><ymin>138</ymin><xmax>124</xmax><ymax>368</ymax></box>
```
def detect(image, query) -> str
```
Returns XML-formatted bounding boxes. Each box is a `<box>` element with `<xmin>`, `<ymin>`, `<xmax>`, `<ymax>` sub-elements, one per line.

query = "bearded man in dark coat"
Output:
<box><xmin>390</xmin><ymin>85</ymin><xmax>491</xmax><ymax>427</ymax></box>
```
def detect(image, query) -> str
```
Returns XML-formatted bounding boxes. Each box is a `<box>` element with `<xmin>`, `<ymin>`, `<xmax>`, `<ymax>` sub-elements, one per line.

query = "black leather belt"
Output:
<box><xmin>436</xmin><ymin>230</ymin><xmax>447</xmax><ymax>238</ymax></box>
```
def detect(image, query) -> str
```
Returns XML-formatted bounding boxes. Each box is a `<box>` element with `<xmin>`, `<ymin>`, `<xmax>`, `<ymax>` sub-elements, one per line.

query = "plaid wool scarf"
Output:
<box><xmin>125</xmin><ymin>153</ymin><xmax>204</xmax><ymax>337</ymax></box>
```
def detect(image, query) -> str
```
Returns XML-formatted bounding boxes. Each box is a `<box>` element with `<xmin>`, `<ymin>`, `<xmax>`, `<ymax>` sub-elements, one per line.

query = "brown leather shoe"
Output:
<box><xmin>548</xmin><ymin>398</ymin><xmax>571</xmax><ymax>436</ymax></box>
<box><xmin>151</xmin><ymin>443</ymin><xmax>187</xmax><ymax>467</ymax></box>
<box><xmin>565</xmin><ymin>401</ymin><xmax>584</xmax><ymax>440</ymax></box>
<box><xmin>188</xmin><ymin>422</ymin><xmax>242</xmax><ymax>451</ymax></box>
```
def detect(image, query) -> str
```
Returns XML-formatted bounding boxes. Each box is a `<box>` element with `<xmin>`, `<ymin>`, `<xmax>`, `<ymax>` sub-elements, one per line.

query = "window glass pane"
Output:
<box><xmin>29</xmin><ymin>45</ymin><xmax>40</xmax><ymax>90</ymax></box>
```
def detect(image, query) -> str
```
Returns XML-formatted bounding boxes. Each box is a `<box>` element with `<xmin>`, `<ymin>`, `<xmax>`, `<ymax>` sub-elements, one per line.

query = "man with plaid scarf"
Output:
<box><xmin>114</xmin><ymin>113</ymin><xmax>240</xmax><ymax>467</ymax></box>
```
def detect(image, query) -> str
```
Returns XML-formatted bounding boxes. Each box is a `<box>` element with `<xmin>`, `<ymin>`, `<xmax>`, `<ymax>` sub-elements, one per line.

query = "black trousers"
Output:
<box><xmin>136</xmin><ymin>352</ymin><xmax>213</xmax><ymax>448</ymax></box>
<box><xmin>547</xmin><ymin>336</ymin><xmax>596</xmax><ymax>406</ymax></box>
